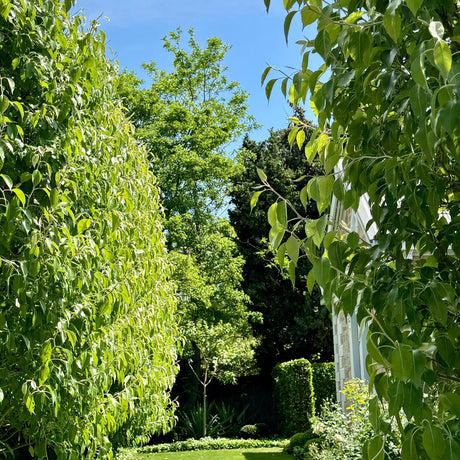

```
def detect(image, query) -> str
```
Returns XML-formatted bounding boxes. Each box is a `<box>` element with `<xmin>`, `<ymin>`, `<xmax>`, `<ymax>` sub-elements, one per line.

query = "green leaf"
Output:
<box><xmin>0</xmin><ymin>173</ymin><xmax>12</xmax><ymax>189</ymax></box>
<box><xmin>422</xmin><ymin>422</ymin><xmax>445</xmax><ymax>460</ymax></box>
<box><xmin>286</xmin><ymin>235</ymin><xmax>300</xmax><ymax>264</ymax></box>
<box><xmin>368</xmin><ymin>397</ymin><xmax>380</xmax><ymax>430</ymax></box>
<box><xmin>265</xmin><ymin>78</ymin><xmax>277</xmax><ymax>100</ymax></box>
<box><xmin>391</xmin><ymin>343</ymin><xmax>413</xmax><ymax>381</ymax></box>
<box><xmin>261</xmin><ymin>66</ymin><xmax>271</xmax><ymax>85</ymax></box>
<box><xmin>32</xmin><ymin>170</ymin><xmax>42</xmax><ymax>186</ymax></box>
<box><xmin>301</xmin><ymin>6</ymin><xmax>319</xmax><ymax>28</ymax></box>
<box><xmin>268</xmin><ymin>202</ymin><xmax>278</xmax><ymax>227</ymax></box>
<box><xmin>368</xmin><ymin>333</ymin><xmax>390</xmax><ymax>367</ymax></box>
<box><xmin>276</xmin><ymin>200</ymin><xmax>288</xmax><ymax>227</ymax></box>
<box><xmin>367</xmin><ymin>435</ymin><xmax>385</xmax><ymax>460</ymax></box>
<box><xmin>410</xmin><ymin>44</ymin><xmax>428</xmax><ymax>88</ymax></box>
<box><xmin>284</xmin><ymin>11</ymin><xmax>296</xmax><ymax>43</ymax></box>
<box><xmin>288</xmin><ymin>259</ymin><xmax>296</xmax><ymax>286</ymax></box>
<box><xmin>296</xmin><ymin>129</ymin><xmax>305</xmax><ymax>149</ymax></box>
<box><xmin>316</xmin><ymin>175</ymin><xmax>334</xmax><ymax>213</ymax></box>
<box><xmin>39</xmin><ymin>364</ymin><xmax>50</xmax><ymax>385</ymax></box>
<box><xmin>315</xmin><ymin>30</ymin><xmax>331</xmax><ymax>60</ymax></box>
<box><xmin>410</xmin><ymin>84</ymin><xmax>429</xmax><ymax>117</ymax></box>
<box><xmin>256</xmin><ymin>168</ymin><xmax>267</xmax><ymax>182</ymax></box>
<box><xmin>347</xmin><ymin>232</ymin><xmax>359</xmax><ymax>249</ymax></box>
<box><xmin>401</xmin><ymin>430</ymin><xmax>418</xmax><ymax>460</ymax></box>
<box><xmin>12</xmin><ymin>101</ymin><xmax>24</xmax><ymax>118</ymax></box>
<box><xmin>250</xmin><ymin>191</ymin><xmax>263</xmax><ymax>211</ymax></box>
<box><xmin>41</xmin><ymin>342</ymin><xmax>52</xmax><ymax>364</ymax></box>
<box><xmin>406</xmin><ymin>0</ymin><xmax>422</xmax><ymax>16</ymax></box>
<box><xmin>12</xmin><ymin>188</ymin><xmax>26</xmax><ymax>206</ymax></box>
<box><xmin>312</xmin><ymin>257</ymin><xmax>331</xmax><ymax>287</ymax></box>
<box><xmin>439</xmin><ymin>392</ymin><xmax>460</xmax><ymax>418</ymax></box>
<box><xmin>0</xmin><ymin>95</ymin><xmax>8</xmax><ymax>114</ymax></box>
<box><xmin>300</xmin><ymin>186</ymin><xmax>308</xmax><ymax>207</ymax></box>
<box><xmin>50</xmin><ymin>188</ymin><xmax>58</xmax><ymax>208</ymax></box>
<box><xmin>307</xmin><ymin>269</ymin><xmax>315</xmax><ymax>293</ymax></box>
<box><xmin>434</xmin><ymin>40</ymin><xmax>452</xmax><ymax>79</ymax></box>
<box><xmin>277</xmin><ymin>242</ymin><xmax>286</xmax><ymax>268</ymax></box>
<box><xmin>383</xmin><ymin>9</ymin><xmax>401</xmax><ymax>43</ymax></box>
<box><xmin>264</xmin><ymin>0</ymin><xmax>270</xmax><ymax>12</ymax></box>
<box><xmin>77</xmin><ymin>218</ymin><xmax>91</xmax><ymax>234</ymax></box>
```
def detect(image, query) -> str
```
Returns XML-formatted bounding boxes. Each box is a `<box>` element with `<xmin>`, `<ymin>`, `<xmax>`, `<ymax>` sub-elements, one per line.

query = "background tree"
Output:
<box><xmin>0</xmin><ymin>1</ymin><xmax>179</xmax><ymax>458</ymax></box>
<box><xmin>260</xmin><ymin>0</ymin><xmax>460</xmax><ymax>458</ymax></box>
<box><xmin>117</xmin><ymin>29</ymin><xmax>258</xmax><ymax>418</ymax></box>
<box><xmin>229</xmin><ymin>124</ymin><xmax>333</xmax><ymax>374</ymax></box>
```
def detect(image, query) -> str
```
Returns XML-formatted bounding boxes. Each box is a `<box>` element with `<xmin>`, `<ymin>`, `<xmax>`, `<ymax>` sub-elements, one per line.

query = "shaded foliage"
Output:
<box><xmin>229</xmin><ymin>126</ymin><xmax>333</xmax><ymax>373</ymax></box>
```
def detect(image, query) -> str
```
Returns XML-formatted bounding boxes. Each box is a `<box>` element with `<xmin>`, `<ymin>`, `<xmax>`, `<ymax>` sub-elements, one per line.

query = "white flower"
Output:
<box><xmin>334</xmin><ymin>434</ymin><xmax>344</xmax><ymax>443</ymax></box>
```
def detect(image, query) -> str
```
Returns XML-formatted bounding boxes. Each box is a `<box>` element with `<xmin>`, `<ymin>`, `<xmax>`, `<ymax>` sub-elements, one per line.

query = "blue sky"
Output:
<box><xmin>73</xmin><ymin>0</ymin><xmax>319</xmax><ymax>143</ymax></box>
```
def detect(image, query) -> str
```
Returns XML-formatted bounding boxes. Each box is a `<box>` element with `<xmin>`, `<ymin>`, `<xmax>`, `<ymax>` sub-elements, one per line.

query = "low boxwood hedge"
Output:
<box><xmin>117</xmin><ymin>437</ymin><xmax>287</xmax><ymax>457</ymax></box>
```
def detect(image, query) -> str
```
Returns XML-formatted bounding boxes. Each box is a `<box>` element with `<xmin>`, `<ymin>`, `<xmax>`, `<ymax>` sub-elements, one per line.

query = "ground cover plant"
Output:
<box><xmin>258</xmin><ymin>0</ymin><xmax>460</xmax><ymax>458</ymax></box>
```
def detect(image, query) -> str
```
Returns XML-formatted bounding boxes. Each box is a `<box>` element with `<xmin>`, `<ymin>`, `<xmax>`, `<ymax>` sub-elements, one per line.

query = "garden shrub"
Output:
<box><xmin>311</xmin><ymin>362</ymin><xmax>336</xmax><ymax>413</ymax></box>
<box><xmin>273</xmin><ymin>358</ymin><xmax>315</xmax><ymax>436</ymax></box>
<box><xmin>240</xmin><ymin>424</ymin><xmax>258</xmax><ymax>438</ymax></box>
<box><xmin>284</xmin><ymin>430</ymin><xmax>316</xmax><ymax>454</ymax></box>
<box><xmin>302</xmin><ymin>379</ymin><xmax>400</xmax><ymax>460</ymax></box>
<box><xmin>118</xmin><ymin>437</ymin><xmax>287</xmax><ymax>456</ymax></box>
<box><xmin>0</xmin><ymin>1</ymin><xmax>179</xmax><ymax>458</ymax></box>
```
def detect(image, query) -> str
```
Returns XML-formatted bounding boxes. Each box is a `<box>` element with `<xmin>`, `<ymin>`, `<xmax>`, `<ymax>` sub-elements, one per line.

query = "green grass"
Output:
<box><xmin>121</xmin><ymin>447</ymin><xmax>292</xmax><ymax>460</ymax></box>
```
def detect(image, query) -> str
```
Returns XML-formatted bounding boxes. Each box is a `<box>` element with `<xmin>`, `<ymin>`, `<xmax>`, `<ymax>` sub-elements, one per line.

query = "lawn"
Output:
<box><xmin>122</xmin><ymin>447</ymin><xmax>292</xmax><ymax>460</ymax></box>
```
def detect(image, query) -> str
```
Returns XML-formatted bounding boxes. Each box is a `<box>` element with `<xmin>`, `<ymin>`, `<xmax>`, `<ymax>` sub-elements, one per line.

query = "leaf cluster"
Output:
<box><xmin>0</xmin><ymin>1</ymin><xmax>179</xmax><ymax>458</ymax></box>
<box><xmin>258</xmin><ymin>0</ymin><xmax>460</xmax><ymax>458</ymax></box>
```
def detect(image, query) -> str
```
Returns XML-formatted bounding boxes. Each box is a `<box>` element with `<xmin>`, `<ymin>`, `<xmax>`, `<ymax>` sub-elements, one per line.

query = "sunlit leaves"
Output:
<box><xmin>0</xmin><ymin>1</ymin><xmax>179</xmax><ymax>457</ymax></box>
<box><xmin>434</xmin><ymin>40</ymin><xmax>452</xmax><ymax>78</ymax></box>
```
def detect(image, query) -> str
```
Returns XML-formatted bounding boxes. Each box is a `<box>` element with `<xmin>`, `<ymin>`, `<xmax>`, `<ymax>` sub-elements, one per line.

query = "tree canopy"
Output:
<box><xmin>117</xmin><ymin>29</ymin><xmax>258</xmax><ymax>415</ymax></box>
<box><xmin>229</xmin><ymin>126</ymin><xmax>333</xmax><ymax>372</ymax></box>
<box><xmin>259</xmin><ymin>0</ymin><xmax>460</xmax><ymax>459</ymax></box>
<box><xmin>0</xmin><ymin>1</ymin><xmax>179</xmax><ymax>458</ymax></box>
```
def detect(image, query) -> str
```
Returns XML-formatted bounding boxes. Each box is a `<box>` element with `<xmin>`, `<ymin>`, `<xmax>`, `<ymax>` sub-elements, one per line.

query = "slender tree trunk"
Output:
<box><xmin>203</xmin><ymin>369</ymin><xmax>207</xmax><ymax>437</ymax></box>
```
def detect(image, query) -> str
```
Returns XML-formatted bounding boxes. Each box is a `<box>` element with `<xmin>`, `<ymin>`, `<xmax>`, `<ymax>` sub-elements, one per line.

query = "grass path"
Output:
<box><xmin>122</xmin><ymin>447</ymin><xmax>292</xmax><ymax>460</ymax></box>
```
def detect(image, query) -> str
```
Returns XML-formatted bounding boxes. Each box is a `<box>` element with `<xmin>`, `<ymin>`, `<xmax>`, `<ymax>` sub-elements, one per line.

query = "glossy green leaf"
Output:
<box><xmin>286</xmin><ymin>235</ymin><xmax>300</xmax><ymax>264</ymax></box>
<box><xmin>434</xmin><ymin>40</ymin><xmax>452</xmax><ymax>78</ymax></box>
<box><xmin>406</xmin><ymin>0</ymin><xmax>422</xmax><ymax>15</ymax></box>
<box><xmin>12</xmin><ymin>188</ymin><xmax>26</xmax><ymax>206</ymax></box>
<box><xmin>276</xmin><ymin>200</ymin><xmax>288</xmax><ymax>227</ymax></box>
<box><xmin>367</xmin><ymin>435</ymin><xmax>384</xmax><ymax>460</ymax></box>
<box><xmin>383</xmin><ymin>9</ymin><xmax>401</xmax><ymax>43</ymax></box>
<box><xmin>284</xmin><ymin>11</ymin><xmax>296</xmax><ymax>43</ymax></box>
<box><xmin>257</xmin><ymin>168</ymin><xmax>267</xmax><ymax>182</ymax></box>
<box><xmin>250</xmin><ymin>191</ymin><xmax>263</xmax><ymax>211</ymax></box>
<box><xmin>301</xmin><ymin>6</ymin><xmax>320</xmax><ymax>27</ymax></box>
<box><xmin>391</xmin><ymin>343</ymin><xmax>413</xmax><ymax>381</ymax></box>
<box><xmin>315</xmin><ymin>30</ymin><xmax>331</xmax><ymax>60</ymax></box>
<box><xmin>265</xmin><ymin>78</ymin><xmax>277</xmax><ymax>100</ymax></box>
<box><xmin>422</xmin><ymin>422</ymin><xmax>445</xmax><ymax>460</ymax></box>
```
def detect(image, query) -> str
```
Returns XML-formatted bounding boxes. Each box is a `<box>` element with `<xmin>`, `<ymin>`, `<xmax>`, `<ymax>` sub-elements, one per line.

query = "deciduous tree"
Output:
<box><xmin>259</xmin><ymin>0</ymin><xmax>460</xmax><ymax>458</ymax></box>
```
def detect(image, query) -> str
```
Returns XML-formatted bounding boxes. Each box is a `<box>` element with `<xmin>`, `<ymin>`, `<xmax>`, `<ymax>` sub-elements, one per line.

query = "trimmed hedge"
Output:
<box><xmin>311</xmin><ymin>362</ymin><xmax>336</xmax><ymax>412</ymax></box>
<box><xmin>117</xmin><ymin>437</ymin><xmax>287</xmax><ymax>457</ymax></box>
<box><xmin>273</xmin><ymin>359</ymin><xmax>315</xmax><ymax>436</ymax></box>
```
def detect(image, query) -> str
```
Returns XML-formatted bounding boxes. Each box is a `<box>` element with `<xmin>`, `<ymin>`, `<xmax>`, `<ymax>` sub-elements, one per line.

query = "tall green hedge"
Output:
<box><xmin>0</xmin><ymin>1</ymin><xmax>179</xmax><ymax>458</ymax></box>
<box><xmin>272</xmin><ymin>359</ymin><xmax>315</xmax><ymax>436</ymax></box>
<box><xmin>311</xmin><ymin>362</ymin><xmax>336</xmax><ymax>413</ymax></box>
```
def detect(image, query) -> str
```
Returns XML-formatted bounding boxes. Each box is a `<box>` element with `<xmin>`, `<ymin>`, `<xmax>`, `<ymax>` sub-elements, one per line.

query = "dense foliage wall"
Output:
<box><xmin>0</xmin><ymin>1</ymin><xmax>179</xmax><ymax>458</ymax></box>
<box><xmin>311</xmin><ymin>362</ymin><xmax>336</xmax><ymax>413</ymax></box>
<box><xmin>273</xmin><ymin>358</ymin><xmax>315</xmax><ymax>436</ymax></box>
